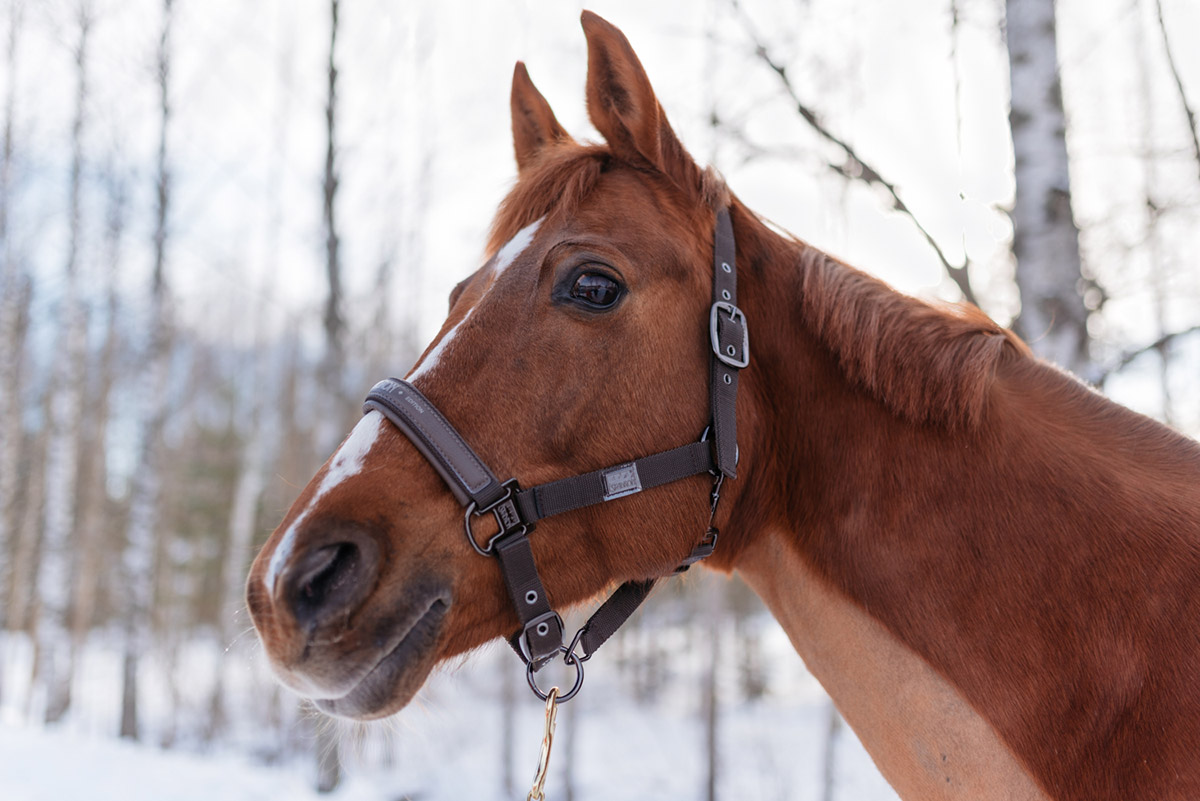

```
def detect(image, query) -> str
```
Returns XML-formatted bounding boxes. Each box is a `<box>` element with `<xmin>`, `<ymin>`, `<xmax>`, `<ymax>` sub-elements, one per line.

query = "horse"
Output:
<box><xmin>246</xmin><ymin>11</ymin><xmax>1200</xmax><ymax>801</ymax></box>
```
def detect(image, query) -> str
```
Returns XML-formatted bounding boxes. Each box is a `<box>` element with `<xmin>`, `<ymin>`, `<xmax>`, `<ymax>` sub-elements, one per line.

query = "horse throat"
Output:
<box><xmin>737</xmin><ymin>531</ymin><xmax>1051</xmax><ymax>801</ymax></box>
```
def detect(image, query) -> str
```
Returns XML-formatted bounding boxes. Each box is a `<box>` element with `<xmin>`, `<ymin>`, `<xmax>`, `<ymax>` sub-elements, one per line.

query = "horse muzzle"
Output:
<box><xmin>246</xmin><ymin>519</ymin><xmax>454</xmax><ymax>719</ymax></box>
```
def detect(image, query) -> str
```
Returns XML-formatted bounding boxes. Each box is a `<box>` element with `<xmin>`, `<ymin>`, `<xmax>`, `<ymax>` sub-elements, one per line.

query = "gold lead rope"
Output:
<box><xmin>526</xmin><ymin>686</ymin><xmax>560</xmax><ymax>801</ymax></box>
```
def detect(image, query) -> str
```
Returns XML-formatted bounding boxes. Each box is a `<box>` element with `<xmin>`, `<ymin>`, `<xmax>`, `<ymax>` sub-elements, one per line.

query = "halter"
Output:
<box><xmin>362</xmin><ymin>207</ymin><xmax>748</xmax><ymax>701</ymax></box>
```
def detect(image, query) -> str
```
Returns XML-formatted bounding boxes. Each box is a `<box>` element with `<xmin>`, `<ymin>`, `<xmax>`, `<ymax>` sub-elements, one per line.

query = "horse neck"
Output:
<box><xmin>724</xmin><ymin>212</ymin><xmax>1200</xmax><ymax>800</ymax></box>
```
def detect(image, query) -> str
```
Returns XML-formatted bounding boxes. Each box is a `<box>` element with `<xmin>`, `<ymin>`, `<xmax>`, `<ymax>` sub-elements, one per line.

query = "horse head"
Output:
<box><xmin>246</xmin><ymin>12</ymin><xmax>756</xmax><ymax>719</ymax></box>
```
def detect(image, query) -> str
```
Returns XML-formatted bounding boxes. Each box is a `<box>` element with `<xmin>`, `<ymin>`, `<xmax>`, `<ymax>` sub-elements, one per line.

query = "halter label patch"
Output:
<box><xmin>494</xmin><ymin>499</ymin><xmax>521</xmax><ymax>532</ymax></box>
<box><xmin>603</xmin><ymin>463</ymin><xmax>642</xmax><ymax>501</ymax></box>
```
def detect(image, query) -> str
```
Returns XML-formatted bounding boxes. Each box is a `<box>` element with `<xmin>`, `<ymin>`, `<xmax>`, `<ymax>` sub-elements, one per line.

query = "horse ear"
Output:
<box><xmin>581</xmin><ymin>11</ymin><xmax>699</xmax><ymax>193</ymax></box>
<box><xmin>511</xmin><ymin>62</ymin><xmax>571</xmax><ymax>172</ymax></box>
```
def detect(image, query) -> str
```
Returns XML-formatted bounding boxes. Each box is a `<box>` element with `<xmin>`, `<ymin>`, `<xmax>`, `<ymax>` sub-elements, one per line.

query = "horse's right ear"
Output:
<box><xmin>581</xmin><ymin>11</ymin><xmax>703</xmax><ymax>201</ymax></box>
<box><xmin>511</xmin><ymin>62</ymin><xmax>571</xmax><ymax>172</ymax></box>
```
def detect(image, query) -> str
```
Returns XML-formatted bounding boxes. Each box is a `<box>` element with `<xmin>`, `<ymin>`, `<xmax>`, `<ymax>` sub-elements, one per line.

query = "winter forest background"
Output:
<box><xmin>2</xmin><ymin>0</ymin><xmax>1199</xmax><ymax>799</ymax></box>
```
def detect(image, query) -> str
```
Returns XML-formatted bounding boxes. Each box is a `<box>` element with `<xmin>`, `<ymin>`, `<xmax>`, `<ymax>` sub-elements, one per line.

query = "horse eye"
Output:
<box><xmin>570</xmin><ymin>272</ymin><xmax>622</xmax><ymax>309</ymax></box>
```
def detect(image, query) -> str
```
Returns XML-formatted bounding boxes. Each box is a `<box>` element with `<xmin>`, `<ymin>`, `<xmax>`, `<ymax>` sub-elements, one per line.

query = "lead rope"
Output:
<box><xmin>527</xmin><ymin>686</ymin><xmax>560</xmax><ymax>801</ymax></box>
<box><xmin>521</xmin><ymin>473</ymin><xmax>724</xmax><ymax>800</ymax></box>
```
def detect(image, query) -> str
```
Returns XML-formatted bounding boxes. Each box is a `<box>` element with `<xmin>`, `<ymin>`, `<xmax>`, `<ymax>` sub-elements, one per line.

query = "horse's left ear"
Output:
<box><xmin>511</xmin><ymin>62</ymin><xmax>572</xmax><ymax>172</ymax></box>
<box><xmin>581</xmin><ymin>11</ymin><xmax>701</xmax><ymax>196</ymax></box>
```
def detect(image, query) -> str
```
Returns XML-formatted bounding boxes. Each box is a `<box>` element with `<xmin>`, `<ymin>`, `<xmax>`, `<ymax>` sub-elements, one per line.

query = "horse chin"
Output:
<box><xmin>311</xmin><ymin>597</ymin><xmax>450</xmax><ymax>720</ymax></box>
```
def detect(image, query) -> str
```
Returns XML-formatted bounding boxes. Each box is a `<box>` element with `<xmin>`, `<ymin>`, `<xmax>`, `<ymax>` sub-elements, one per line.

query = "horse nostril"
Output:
<box><xmin>284</xmin><ymin>537</ymin><xmax>378</xmax><ymax>631</ymax></box>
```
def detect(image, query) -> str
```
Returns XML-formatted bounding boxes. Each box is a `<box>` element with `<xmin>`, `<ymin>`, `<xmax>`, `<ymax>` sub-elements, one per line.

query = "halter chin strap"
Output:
<box><xmin>362</xmin><ymin>206</ymin><xmax>748</xmax><ymax>700</ymax></box>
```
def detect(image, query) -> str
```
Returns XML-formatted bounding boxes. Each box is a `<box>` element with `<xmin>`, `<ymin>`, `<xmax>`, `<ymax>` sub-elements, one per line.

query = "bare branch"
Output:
<box><xmin>1154</xmin><ymin>0</ymin><xmax>1200</xmax><ymax>184</ymax></box>
<box><xmin>1096</xmin><ymin>324</ymin><xmax>1200</xmax><ymax>385</ymax></box>
<box><xmin>728</xmin><ymin>0</ymin><xmax>978</xmax><ymax>307</ymax></box>
<box><xmin>322</xmin><ymin>0</ymin><xmax>344</xmax><ymax>365</ymax></box>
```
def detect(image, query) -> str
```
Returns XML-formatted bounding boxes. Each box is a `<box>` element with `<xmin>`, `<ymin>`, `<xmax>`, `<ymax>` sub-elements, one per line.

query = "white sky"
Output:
<box><xmin>5</xmin><ymin>0</ymin><xmax>1199</xmax><ymax>427</ymax></box>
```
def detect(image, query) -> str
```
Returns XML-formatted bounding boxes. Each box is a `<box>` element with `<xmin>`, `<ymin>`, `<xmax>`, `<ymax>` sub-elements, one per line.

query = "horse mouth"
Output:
<box><xmin>313</xmin><ymin>597</ymin><xmax>449</xmax><ymax>719</ymax></box>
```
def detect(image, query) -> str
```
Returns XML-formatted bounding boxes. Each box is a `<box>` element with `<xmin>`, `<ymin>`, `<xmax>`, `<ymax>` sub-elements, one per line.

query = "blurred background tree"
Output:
<box><xmin>0</xmin><ymin>0</ymin><xmax>1196</xmax><ymax>798</ymax></box>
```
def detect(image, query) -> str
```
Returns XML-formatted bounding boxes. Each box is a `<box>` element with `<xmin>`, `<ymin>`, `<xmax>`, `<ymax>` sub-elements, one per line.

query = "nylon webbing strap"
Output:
<box><xmin>494</xmin><ymin>534</ymin><xmax>564</xmax><ymax>665</ymax></box>
<box><xmin>513</xmin><ymin>441</ymin><xmax>713</xmax><ymax>523</ymax></box>
<box><xmin>364</xmin><ymin>379</ymin><xmax>508</xmax><ymax>509</ymax></box>
<box><xmin>710</xmin><ymin>207</ymin><xmax>745</xmax><ymax>478</ymax></box>
<box><xmin>577</xmin><ymin>579</ymin><xmax>657</xmax><ymax>658</ymax></box>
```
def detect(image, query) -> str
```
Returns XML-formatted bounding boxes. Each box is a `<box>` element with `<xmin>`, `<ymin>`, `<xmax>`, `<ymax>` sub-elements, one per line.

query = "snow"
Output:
<box><xmin>0</xmin><ymin>723</ymin><xmax>360</xmax><ymax>801</ymax></box>
<box><xmin>0</xmin><ymin>622</ymin><xmax>900</xmax><ymax>801</ymax></box>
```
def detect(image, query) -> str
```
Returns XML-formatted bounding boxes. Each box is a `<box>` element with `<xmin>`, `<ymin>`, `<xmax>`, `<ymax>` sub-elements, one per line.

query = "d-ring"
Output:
<box><xmin>526</xmin><ymin>646</ymin><xmax>585</xmax><ymax>703</ymax></box>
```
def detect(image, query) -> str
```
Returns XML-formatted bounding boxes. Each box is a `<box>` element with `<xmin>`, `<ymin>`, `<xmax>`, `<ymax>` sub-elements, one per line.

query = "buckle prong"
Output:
<box><xmin>710</xmin><ymin>301</ymin><xmax>749</xmax><ymax>369</ymax></box>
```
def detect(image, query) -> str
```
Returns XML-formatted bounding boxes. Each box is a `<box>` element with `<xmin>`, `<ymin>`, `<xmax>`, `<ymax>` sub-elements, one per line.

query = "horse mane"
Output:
<box><xmin>793</xmin><ymin>242</ymin><xmax>1030</xmax><ymax>430</ymax></box>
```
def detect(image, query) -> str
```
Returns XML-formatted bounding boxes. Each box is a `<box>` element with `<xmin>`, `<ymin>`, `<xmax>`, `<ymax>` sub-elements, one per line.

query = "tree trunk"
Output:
<box><xmin>1136</xmin><ymin>0</ymin><xmax>1174</xmax><ymax>425</ymax></box>
<box><xmin>500</xmin><ymin>654</ymin><xmax>516</xmax><ymax>797</ymax></box>
<box><xmin>70</xmin><ymin>169</ymin><xmax>126</xmax><ymax>648</ymax></box>
<box><xmin>821</xmin><ymin>701</ymin><xmax>843</xmax><ymax>801</ymax></box>
<box><xmin>317</xmin><ymin>0</ymin><xmax>348</xmax><ymax>454</ymax></box>
<box><xmin>209</xmin><ymin>383</ymin><xmax>276</xmax><ymax>736</ymax></box>
<box><xmin>703</xmin><ymin>578</ymin><xmax>721</xmax><ymax>801</ymax></box>
<box><xmin>9</xmin><ymin>416</ymin><xmax>44</xmax><ymax>638</ymax></box>
<box><xmin>35</xmin><ymin>5</ymin><xmax>92</xmax><ymax>724</ymax></box>
<box><xmin>0</xmin><ymin>0</ymin><xmax>26</xmax><ymax>705</ymax></box>
<box><xmin>1005</xmin><ymin>0</ymin><xmax>1091</xmax><ymax>377</ymax></box>
<box><xmin>312</xmin><ymin>0</ymin><xmax>344</xmax><ymax>787</ymax></box>
<box><xmin>314</xmin><ymin>713</ymin><xmax>341</xmax><ymax>793</ymax></box>
<box><xmin>120</xmin><ymin>0</ymin><xmax>174</xmax><ymax>741</ymax></box>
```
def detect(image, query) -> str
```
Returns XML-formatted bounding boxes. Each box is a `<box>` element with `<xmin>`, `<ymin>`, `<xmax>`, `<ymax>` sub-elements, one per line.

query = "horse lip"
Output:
<box><xmin>313</xmin><ymin>596</ymin><xmax>449</xmax><ymax>719</ymax></box>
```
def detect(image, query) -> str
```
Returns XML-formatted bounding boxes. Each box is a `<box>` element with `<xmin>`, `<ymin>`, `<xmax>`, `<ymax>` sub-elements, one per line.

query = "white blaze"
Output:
<box><xmin>407</xmin><ymin>308</ymin><xmax>474</xmax><ymax>384</ymax></box>
<box><xmin>264</xmin><ymin>411</ymin><xmax>384</xmax><ymax>593</ymax></box>
<box><xmin>408</xmin><ymin>217</ymin><xmax>543</xmax><ymax>384</ymax></box>
<box><xmin>491</xmin><ymin>217</ymin><xmax>542</xmax><ymax>280</ymax></box>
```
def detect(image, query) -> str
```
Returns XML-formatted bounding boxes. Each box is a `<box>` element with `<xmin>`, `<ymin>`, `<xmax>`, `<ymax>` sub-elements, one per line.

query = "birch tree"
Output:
<box><xmin>317</xmin><ymin>0</ymin><xmax>347</xmax><ymax>456</ymax></box>
<box><xmin>314</xmin><ymin>0</ymin><xmax>343</xmax><ymax>789</ymax></box>
<box><xmin>209</xmin><ymin>7</ymin><xmax>294</xmax><ymax>737</ymax></box>
<box><xmin>36</xmin><ymin>1</ymin><xmax>92</xmax><ymax>724</ymax></box>
<box><xmin>1005</xmin><ymin>0</ymin><xmax>1091</xmax><ymax>377</ymax></box>
<box><xmin>702</xmin><ymin>578</ymin><xmax>721</xmax><ymax>801</ymax></box>
<box><xmin>1134</xmin><ymin>0</ymin><xmax>1173</xmax><ymax>424</ymax></box>
<box><xmin>0</xmin><ymin>2</ymin><xmax>26</xmax><ymax>669</ymax></box>
<box><xmin>8</xmin><ymin>391</ymin><xmax>42</xmax><ymax>637</ymax></box>
<box><xmin>71</xmin><ymin>167</ymin><xmax>126</xmax><ymax>646</ymax></box>
<box><xmin>120</xmin><ymin>0</ymin><xmax>175</xmax><ymax>740</ymax></box>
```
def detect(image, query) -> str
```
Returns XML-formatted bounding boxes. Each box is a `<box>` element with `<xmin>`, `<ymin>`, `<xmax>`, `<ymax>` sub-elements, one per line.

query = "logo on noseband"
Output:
<box><xmin>603</xmin><ymin>463</ymin><xmax>642</xmax><ymax>501</ymax></box>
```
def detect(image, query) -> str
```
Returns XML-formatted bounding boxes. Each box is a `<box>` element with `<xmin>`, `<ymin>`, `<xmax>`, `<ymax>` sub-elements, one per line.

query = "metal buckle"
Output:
<box><xmin>710</xmin><ymin>301</ymin><xmax>749</xmax><ymax>369</ymax></box>
<box><xmin>463</xmin><ymin>478</ymin><xmax>528</xmax><ymax>556</ymax></box>
<box><xmin>519</xmin><ymin>610</ymin><xmax>565</xmax><ymax>664</ymax></box>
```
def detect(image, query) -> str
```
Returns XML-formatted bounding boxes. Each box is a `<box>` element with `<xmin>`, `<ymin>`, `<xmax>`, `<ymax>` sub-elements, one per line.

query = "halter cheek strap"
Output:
<box><xmin>363</xmin><ymin>206</ymin><xmax>748</xmax><ymax>700</ymax></box>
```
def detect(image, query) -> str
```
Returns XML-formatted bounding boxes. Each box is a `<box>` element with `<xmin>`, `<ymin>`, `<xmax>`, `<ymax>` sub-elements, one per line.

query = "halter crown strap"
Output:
<box><xmin>709</xmin><ymin>207</ymin><xmax>745</xmax><ymax>478</ymax></box>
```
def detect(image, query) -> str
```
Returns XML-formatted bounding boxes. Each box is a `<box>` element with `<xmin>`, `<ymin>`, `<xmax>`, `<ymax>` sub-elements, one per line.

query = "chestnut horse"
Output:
<box><xmin>247</xmin><ymin>12</ymin><xmax>1200</xmax><ymax>801</ymax></box>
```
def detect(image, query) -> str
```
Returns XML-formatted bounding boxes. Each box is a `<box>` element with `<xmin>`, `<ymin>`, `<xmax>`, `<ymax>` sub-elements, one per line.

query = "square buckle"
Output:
<box><xmin>464</xmin><ymin>479</ymin><xmax>530</xmax><ymax>556</ymax></box>
<box><xmin>710</xmin><ymin>301</ymin><xmax>750</xmax><ymax>369</ymax></box>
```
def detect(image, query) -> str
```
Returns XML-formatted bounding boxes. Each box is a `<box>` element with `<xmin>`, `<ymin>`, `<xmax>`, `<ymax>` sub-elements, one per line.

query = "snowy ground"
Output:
<box><xmin>0</xmin><ymin>619</ymin><xmax>899</xmax><ymax>801</ymax></box>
